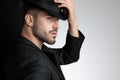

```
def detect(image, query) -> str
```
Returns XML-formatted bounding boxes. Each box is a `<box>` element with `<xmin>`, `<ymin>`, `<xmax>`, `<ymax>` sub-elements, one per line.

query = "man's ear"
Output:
<box><xmin>25</xmin><ymin>14</ymin><xmax>34</xmax><ymax>27</ymax></box>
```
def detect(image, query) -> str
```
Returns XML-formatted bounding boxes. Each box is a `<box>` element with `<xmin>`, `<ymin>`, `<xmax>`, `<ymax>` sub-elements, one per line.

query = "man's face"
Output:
<box><xmin>32</xmin><ymin>11</ymin><xmax>59</xmax><ymax>45</ymax></box>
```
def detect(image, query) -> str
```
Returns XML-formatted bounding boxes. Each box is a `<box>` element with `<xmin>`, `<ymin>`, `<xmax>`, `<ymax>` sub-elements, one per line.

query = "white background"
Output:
<box><xmin>46</xmin><ymin>0</ymin><xmax>120</xmax><ymax>80</ymax></box>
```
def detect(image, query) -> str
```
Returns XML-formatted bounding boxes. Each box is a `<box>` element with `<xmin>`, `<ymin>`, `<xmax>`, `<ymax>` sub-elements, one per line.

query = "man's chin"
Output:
<box><xmin>46</xmin><ymin>40</ymin><xmax>56</xmax><ymax>45</ymax></box>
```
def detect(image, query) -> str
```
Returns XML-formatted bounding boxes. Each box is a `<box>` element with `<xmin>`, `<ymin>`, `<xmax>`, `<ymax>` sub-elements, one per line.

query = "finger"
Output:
<box><xmin>58</xmin><ymin>3</ymin><xmax>70</xmax><ymax>8</ymax></box>
<box><xmin>54</xmin><ymin>0</ymin><xmax>74</xmax><ymax>5</ymax></box>
<box><xmin>58</xmin><ymin>2</ymin><xmax>74</xmax><ymax>9</ymax></box>
<box><xmin>54</xmin><ymin>0</ymin><xmax>65</xmax><ymax>4</ymax></box>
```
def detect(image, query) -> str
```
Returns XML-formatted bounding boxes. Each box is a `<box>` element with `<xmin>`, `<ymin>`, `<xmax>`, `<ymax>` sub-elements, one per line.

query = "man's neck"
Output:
<box><xmin>21</xmin><ymin>26</ymin><xmax>43</xmax><ymax>49</ymax></box>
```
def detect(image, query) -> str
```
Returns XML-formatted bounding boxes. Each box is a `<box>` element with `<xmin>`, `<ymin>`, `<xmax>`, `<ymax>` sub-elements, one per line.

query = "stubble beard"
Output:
<box><xmin>32</xmin><ymin>22</ymin><xmax>56</xmax><ymax>45</ymax></box>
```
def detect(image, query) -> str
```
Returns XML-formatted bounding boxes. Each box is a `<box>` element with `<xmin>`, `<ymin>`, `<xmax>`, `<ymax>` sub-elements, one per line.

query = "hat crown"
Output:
<box><xmin>22</xmin><ymin>0</ymin><xmax>67</xmax><ymax>20</ymax></box>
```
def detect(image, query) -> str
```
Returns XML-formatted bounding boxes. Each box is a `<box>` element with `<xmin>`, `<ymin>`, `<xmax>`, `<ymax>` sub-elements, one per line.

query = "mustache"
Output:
<box><xmin>49</xmin><ymin>30</ymin><xmax>58</xmax><ymax>33</ymax></box>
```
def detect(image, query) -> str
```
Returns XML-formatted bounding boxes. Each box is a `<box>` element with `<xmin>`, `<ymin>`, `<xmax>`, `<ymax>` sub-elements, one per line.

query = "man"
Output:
<box><xmin>4</xmin><ymin>0</ymin><xmax>85</xmax><ymax>80</ymax></box>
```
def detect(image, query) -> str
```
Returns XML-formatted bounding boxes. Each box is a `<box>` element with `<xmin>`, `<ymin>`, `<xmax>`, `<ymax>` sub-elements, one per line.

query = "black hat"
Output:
<box><xmin>22</xmin><ymin>0</ymin><xmax>67</xmax><ymax>20</ymax></box>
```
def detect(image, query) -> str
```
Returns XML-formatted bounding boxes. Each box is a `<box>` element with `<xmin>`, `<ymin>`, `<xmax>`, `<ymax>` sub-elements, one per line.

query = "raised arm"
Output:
<box><xmin>54</xmin><ymin>0</ymin><xmax>79</xmax><ymax>38</ymax></box>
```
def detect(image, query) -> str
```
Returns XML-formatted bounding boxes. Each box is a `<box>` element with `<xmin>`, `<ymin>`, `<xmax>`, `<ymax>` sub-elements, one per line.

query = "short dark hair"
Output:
<box><xmin>20</xmin><ymin>1</ymin><xmax>42</xmax><ymax>24</ymax></box>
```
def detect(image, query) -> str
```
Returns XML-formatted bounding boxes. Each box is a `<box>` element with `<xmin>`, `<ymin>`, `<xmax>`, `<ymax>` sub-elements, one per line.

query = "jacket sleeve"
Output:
<box><xmin>44</xmin><ymin>30</ymin><xmax>85</xmax><ymax>65</ymax></box>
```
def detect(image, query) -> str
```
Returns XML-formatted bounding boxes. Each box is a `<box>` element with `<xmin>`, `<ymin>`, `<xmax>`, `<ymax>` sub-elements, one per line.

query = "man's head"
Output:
<box><xmin>20</xmin><ymin>0</ymin><xmax>63</xmax><ymax>45</ymax></box>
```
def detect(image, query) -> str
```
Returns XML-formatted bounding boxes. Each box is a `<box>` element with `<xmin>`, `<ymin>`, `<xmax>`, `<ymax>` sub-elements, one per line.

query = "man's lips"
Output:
<box><xmin>50</xmin><ymin>30</ymin><xmax>58</xmax><ymax>35</ymax></box>
<box><xmin>51</xmin><ymin>31</ymin><xmax>57</xmax><ymax>34</ymax></box>
<box><xmin>50</xmin><ymin>30</ymin><xmax>58</xmax><ymax>37</ymax></box>
<box><xmin>51</xmin><ymin>32</ymin><xmax>58</xmax><ymax>36</ymax></box>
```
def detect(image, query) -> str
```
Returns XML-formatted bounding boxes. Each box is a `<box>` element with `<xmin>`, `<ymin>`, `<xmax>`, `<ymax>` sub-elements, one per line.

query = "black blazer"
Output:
<box><xmin>4</xmin><ymin>31</ymin><xmax>85</xmax><ymax>80</ymax></box>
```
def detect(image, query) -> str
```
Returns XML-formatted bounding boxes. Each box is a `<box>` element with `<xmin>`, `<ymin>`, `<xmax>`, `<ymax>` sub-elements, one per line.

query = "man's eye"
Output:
<box><xmin>46</xmin><ymin>16</ymin><xmax>59</xmax><ymax>22</ymax></box>
<box><xmin>46</xmin><ymin>16</ymin><xmax>53</xmax><ymax>20</ymax></box>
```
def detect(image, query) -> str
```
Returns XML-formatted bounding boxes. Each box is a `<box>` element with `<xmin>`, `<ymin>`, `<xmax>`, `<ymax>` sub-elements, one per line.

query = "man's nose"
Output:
<box><xmin>53</xmin><ymin>21</ymin><xmax>59</xmax><ymax>29</ymax></box>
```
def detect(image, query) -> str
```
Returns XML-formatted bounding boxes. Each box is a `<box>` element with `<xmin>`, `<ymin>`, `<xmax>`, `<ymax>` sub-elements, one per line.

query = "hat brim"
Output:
<box><xmin>38</xmin><ymin>3</ymin><xmax>67</xmax><ymax>20</ymax></box>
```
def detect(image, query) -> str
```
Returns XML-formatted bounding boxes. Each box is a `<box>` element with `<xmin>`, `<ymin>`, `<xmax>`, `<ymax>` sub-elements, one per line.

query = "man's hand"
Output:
<box><xmin>54</xmin><ymin>0</ymin><xmax>79</xmax><ymax>37</ymax></box>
